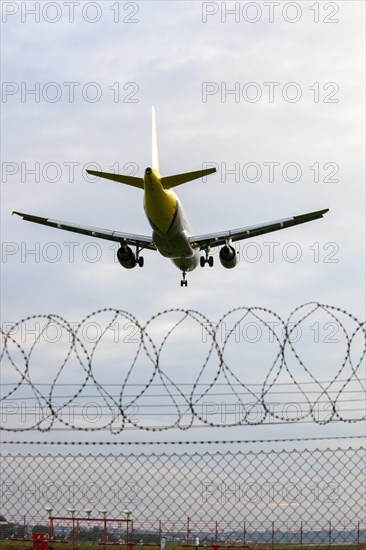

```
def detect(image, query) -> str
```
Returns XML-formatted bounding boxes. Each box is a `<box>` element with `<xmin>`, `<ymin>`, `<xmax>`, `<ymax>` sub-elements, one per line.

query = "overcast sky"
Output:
<box><xmin>1</xmin><ymin>1</ymin><xmax>365</xmax><ymax>448</ymax></box>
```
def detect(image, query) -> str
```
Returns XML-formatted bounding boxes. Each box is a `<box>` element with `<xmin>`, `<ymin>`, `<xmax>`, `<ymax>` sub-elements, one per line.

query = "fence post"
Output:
<box><xmin>357</xmin><ymin>521</ymin><xmax>360</xmax><ymax>550</ymax></box>
<box><xmin>215</xmin><ymin>521</ymin><xmax>218</xmax><ymax>545</ymax></box>
<box><xmin>300</xmin><ymin>521</ymin><xmax>303</xmax><ymax>550</ymax></box>
<box><xmin>50</xmin><ymin>516</ymin><xmax>54</xmax><ymax>550</ymax></box>
<box><xmin>271</xmin><ymin>521</ymin><xmax>274</xmax><ymax>550</ymax></box>
<box><xmin>23</xmin><ymin>516</ymin><xmax>27</xmax><ymax>550</ymax></box>
<box><xmin>328</xmin><ymin>521</ymin><xmax>331</xmax><ymax>549</ymax></box>
<box><xmin>243</xmin><ymin>521</ymin><xmax>246</xmax><ymax>545</ymax></box>
<box><xmin>104</xmin><ymin>516</ymin><xmax>107</xmax><ymax>550</ymax></box>
<box><xmin>72</xmin><ymin>516</ymin><xmax>75</xmax><ymax>550</ymax></box>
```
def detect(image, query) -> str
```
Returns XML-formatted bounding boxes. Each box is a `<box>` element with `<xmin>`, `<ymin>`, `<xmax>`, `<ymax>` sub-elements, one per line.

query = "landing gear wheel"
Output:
<box><xmin>200</xmin><ymin>253</ymin><xmax>214</xmax><ymax>267</ymax></box>
<box><xmin>180</xmin><ymin>271</ymin><xmax>188</xmax><ymax>287</ymax></box>
<box><xmin>137</xmin><ymin>256</ymin><xmax>144</xmax><ymax>267</ymax></box>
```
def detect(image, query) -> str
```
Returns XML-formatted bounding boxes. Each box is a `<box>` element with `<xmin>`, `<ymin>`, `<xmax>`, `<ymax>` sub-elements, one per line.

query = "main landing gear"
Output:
<box><xmin>135</xmin><ymin>246</ymin><xmax>144</xmax><ymax>267</ymax></box>
<box><xmin>200</xmin><ymin>249</ymin><xmax>214</xmax><ymax>267</ymax></box>
<box><xmin>180</xmin><ymin>271</ymin><xmax>188</xmax><ymax>287</ymax></box>
<box><xmin>117</xmin><ymin>245</ymin><xmax>144</xmax><ymax>269</ymax></box>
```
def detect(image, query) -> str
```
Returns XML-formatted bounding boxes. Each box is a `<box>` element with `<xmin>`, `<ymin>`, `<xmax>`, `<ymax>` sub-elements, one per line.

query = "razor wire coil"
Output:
<box><xmin>1</xmin><ymin>302</ymin><xmax>365</xmax><ymax>432</ymax></box>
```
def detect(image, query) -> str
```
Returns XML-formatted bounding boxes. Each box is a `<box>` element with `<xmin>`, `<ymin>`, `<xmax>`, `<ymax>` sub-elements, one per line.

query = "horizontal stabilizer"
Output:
<box><xmin>86</xmin><ymin>170</ymin><xmax>144</xmax><ymax>190</ymax></box>
<box><xmin>162</xmin><ymin>167</ymin><xmax>216</xmax><ymax>189</ymax></box>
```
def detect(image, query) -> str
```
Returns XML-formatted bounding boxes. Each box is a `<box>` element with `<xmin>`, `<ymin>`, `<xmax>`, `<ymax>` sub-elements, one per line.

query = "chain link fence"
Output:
<box><xmin>1</xmin><ymin>446</ymin><xmax>365</xmax><ymax>531</ymax></box>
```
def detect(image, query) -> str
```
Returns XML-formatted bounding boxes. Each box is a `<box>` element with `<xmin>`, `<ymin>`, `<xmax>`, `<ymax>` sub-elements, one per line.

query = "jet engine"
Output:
<box><xmin>117</xmin><ymin>245</ymin><xmax>137</xmax><ymax>269</ymax></box>
<box><xmin>219</xmin><ymin>245</ymin><xmax>238</xmax><ymax>269</ymax></box>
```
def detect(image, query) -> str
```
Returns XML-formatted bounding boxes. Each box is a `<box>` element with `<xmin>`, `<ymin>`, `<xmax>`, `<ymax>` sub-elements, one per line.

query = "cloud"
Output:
<box><xmin>1</xmin><ymin>1</ymin><xmax>365</xmax><ymax>444</ymax></box>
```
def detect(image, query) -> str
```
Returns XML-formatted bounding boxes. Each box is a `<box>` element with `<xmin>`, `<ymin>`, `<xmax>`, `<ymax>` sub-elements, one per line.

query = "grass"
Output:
<box><xmin>0</xmin><ymin>543</ymin><xmax>365</xmax><ymax>550</ymax></box>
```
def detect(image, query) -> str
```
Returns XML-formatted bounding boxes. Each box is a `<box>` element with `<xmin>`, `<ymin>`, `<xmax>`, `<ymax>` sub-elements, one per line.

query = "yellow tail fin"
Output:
<box><xmin>152</xmin><ymin>106</ymin><xmax>160</xmax><ymax>176</ymax></box>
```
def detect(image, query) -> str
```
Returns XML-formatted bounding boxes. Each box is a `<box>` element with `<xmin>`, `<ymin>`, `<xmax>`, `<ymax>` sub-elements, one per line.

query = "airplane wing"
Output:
<box><xmin>12</xmin><ymin>211</ymin><xmax>156</xmax><ymax>250</ymax></box>
<box><xmin>189</xmin><ymin>209</ymin><xmax>329</xmax><ymax>249</ymax></box>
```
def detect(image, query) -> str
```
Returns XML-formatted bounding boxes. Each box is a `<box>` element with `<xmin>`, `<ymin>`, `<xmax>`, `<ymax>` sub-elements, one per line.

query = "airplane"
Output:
<box><xmin>13</xmin><ymin>107</ymin><xmax>329</xmax><ymax>286</ymax></box>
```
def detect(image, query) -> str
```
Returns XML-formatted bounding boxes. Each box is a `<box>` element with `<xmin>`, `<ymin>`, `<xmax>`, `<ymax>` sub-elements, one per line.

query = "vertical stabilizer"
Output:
<box><xmin>152</xmin><ymin>106</ymin><xmax>160</xmax><ymax>175</ymax></box>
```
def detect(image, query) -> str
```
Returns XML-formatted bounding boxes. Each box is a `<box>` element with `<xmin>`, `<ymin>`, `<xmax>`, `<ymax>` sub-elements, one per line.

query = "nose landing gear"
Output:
<box><xmin>180</xmin><ymin>271</ymin><xmax>188</xmax><ymax>287</ymax></box>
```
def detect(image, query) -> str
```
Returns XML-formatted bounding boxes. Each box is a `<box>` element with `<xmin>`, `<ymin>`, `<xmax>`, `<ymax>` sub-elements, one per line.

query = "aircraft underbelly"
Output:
<box><xmin>152</xmin><ymin>208</ymin><xmax>199</xmax><ymax>271</ymax></box>
<box><xmin>153</xmin><ymin>228</ymin><xmax>193</xmax><ymax>257</ymax></box>
<box><xmin>153</xmin><ymin>232</ymin><xmax>198</xmax><ymax>271</ymax></box>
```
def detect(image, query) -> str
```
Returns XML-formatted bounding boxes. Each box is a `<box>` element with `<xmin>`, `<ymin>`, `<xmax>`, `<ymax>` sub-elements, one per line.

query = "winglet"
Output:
<box><xmin>152</xmin><ymin>106</ymin><xmax>160</xmax><ymax>176</ymax></box>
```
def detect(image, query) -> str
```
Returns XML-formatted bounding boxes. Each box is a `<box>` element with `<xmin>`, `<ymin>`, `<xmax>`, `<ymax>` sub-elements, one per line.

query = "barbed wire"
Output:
<box><xmin>1</xmin><ymin>302</ymin><xmax>365</xmax><ymax>432</ymax></box>
<box><xmin>1</xmin><ymin>435</ymin><xmax>365</xmax><ymax>446</ymax></box>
